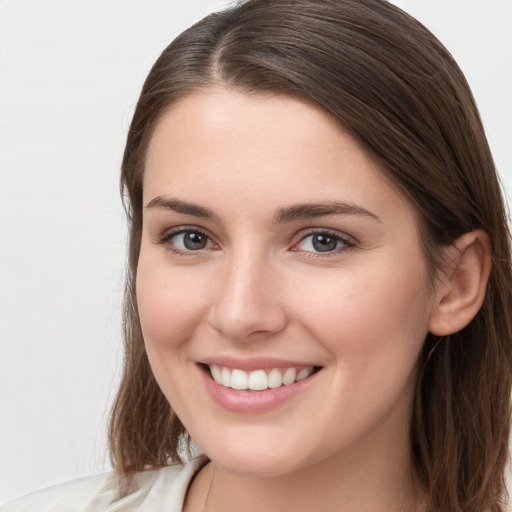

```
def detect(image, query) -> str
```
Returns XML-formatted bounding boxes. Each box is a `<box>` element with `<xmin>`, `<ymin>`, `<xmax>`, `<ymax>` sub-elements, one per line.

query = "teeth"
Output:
<box><xmin>282</xmin><ymin>368</ymin><xmax>296</xmax><ymax>385</ymax></box>
<box><xmin>296</xmin><ymin>368</ymin><xmax>312</xmax><ymax>381</ymax></box>
<box><xmin>221</xmin><ymin>367</ymin><xmax>231</xmax><ymax>388</ymax></box>
<box><xmin>231</xmin><ymin>369</ymin><xmax>248</xmax><ymax>390</ymax></box>
<box><xmin>248</xmin><ymin>370</ymin><xmax>267</xmax><ymax>391</ymax></box>
<box><xmin>210</xmin><ymin>365</ymin><xmax>222</xmax><ymax>383</ymax></box>
<box><xmin>208</xmin><ymin>365</ymin><xmax>315</xmax><ymax>391</ymax></box>
<box><xmin>267</xmin><ymin>368</ymin><xmax>282</xmax><ymax>388</ymax></box>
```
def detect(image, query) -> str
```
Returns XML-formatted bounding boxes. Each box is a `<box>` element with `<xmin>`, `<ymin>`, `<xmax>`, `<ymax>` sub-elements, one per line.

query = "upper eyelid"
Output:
<box><xmin>155</xmin><ymin>228</ymin><xmax>217</xmax><ymax>257</ymax></box>
<box><xmin>158</xmin><ymin>225</ymin><xmax>210</xmax><ymax>239</ymax></box>
<box><xmin>295</xmin><ymin>227</ymin><xmax>357</xmax><ymax>243</ymax></box>
<box><xmin>154</xmin><ymin>226</ymin><xmax>215</xmax><ymax>248</ymax></box>
<box><xmin>292</xmin><ymin>230</ymin><xmax>357</xmax><ymax>259</ymax></box>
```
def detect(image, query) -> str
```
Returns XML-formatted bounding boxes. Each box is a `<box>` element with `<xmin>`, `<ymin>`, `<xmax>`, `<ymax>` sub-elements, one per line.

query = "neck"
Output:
<box><xmin>186</xmin><ymin>423</ymin><xmax>427</xmax><ymax>512</ymax></box>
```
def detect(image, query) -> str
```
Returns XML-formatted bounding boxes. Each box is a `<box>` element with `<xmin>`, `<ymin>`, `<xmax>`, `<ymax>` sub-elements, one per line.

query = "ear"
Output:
<box><xmin>429</xmin><ymin>230</ymin><xmax>492</xmax><ymax>336</ymax></box>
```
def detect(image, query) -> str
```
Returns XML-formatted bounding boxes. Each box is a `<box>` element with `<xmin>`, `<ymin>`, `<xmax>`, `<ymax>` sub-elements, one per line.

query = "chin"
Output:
<box><xmin>194</xmin><ymin>432</ymin><xmax>317</xmax><ymax>478</ymax></box>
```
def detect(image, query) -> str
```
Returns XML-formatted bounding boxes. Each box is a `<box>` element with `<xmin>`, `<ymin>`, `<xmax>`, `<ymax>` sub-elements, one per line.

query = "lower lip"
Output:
<box><xmin>198</xmin><ymin>365</ymin><xmax>320</xmax><ymax>413</ymax></box>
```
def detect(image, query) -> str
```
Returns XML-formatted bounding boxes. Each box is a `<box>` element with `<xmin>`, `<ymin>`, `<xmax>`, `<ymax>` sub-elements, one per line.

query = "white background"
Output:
<box><xmin>0</xmin><ymin>0</ymin><xmax>511</xmax><ymax>504</ymax></box>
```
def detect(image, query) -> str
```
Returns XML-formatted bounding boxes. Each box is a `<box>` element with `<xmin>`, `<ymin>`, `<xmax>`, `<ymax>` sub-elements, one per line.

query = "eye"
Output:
<box><xmin>295</xmin><ymin>231</ymin><xmax>355</xmax><ymax>254</ymax></box>
<box><xmin>158</xmin><ymin>228</ymin><xmax>215</xmax><ymax>253</ymax></box>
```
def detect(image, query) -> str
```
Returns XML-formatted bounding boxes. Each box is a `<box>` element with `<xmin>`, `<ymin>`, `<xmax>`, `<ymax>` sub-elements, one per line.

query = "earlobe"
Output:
<box><xmin>429</xmin><ymin>230</ymin><xmax>492</xmax><ymax>336</ymax></box>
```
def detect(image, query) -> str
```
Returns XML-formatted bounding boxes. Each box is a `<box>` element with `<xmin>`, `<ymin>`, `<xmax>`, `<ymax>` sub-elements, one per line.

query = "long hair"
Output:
<box><xmin>109</xmin><ymin>1</ymin><xmax>512</xmax><ymax>510</ymax></box>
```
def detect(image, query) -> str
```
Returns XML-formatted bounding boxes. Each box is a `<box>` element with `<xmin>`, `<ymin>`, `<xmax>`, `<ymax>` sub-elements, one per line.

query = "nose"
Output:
<box><xmin>207</xmin><ymin>251</ymin><xmax>288</xmax><ymax>341</ymax></box>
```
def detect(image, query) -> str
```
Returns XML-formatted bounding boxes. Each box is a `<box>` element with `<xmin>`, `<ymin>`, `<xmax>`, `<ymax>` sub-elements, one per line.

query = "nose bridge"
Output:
<box><xmin>208</xmin><ymin>244</ymin><xmax>286</xmax><ymax>340</ymax></box>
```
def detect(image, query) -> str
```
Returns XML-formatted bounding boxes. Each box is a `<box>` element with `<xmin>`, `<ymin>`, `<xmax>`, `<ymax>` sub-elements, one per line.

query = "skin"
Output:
<box><xmin>136</xmin><ymin>88</ymin><xmax>443</xmax><ymax>511</ymax></box>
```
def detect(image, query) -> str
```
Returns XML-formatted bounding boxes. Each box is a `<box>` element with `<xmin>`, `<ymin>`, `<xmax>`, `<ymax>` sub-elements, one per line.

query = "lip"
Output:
<box><xmin>197</xmin><ymin>362</ymin><xmax>321</xmax><ymax>413</ymax></box>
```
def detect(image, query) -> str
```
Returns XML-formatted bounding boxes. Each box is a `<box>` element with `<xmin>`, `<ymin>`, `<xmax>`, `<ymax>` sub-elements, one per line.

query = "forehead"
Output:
<box><xmin>143</xmin><ymin>88</ymin><xmax>414</xmax><ymax>226</ymax></box>
<box><xmin>145</xmin><ymin>88</ymin><xmax>367</xmax><ymax>174</ymax></box>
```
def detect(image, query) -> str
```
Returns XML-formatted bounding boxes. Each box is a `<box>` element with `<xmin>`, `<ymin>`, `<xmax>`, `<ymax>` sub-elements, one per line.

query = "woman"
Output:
<box><xmin>3</xmin><ymin>0</ymin><xmax>511</xmax><ymax>511</ymax></box>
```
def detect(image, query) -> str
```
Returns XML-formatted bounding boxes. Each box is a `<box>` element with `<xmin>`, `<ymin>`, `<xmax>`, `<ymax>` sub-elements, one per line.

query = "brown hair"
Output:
<box><xmin>109</xmin><ymin>1</ymin><xmax>512</xmax><ymax>510</ymax></box>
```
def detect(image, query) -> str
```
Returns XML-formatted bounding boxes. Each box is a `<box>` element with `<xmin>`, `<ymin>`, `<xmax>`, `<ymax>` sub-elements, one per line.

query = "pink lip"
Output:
<box><xmin>200</xmin><ymin>356</ymin><xmax>317</xmax><ymax>372</ymax></box>
<box><xmin>197</xmin><ymin>363</ymin><xmax>320</xmax><ymax>414</ymax></box>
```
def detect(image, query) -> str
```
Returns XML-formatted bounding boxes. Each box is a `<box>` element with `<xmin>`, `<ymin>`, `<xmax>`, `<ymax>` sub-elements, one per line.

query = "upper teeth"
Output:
<box><xmin>208</xmin><ymin>365</ymin><xmax>314</xmax><ymax>391</ymax></box>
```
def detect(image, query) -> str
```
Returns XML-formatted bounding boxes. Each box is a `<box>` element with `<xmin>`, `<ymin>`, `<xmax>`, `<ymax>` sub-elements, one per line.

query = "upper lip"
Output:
<box><xmin>199</xmin><ymin>356</ymin><xmax>320</xmax><ymax>372</ymax></box>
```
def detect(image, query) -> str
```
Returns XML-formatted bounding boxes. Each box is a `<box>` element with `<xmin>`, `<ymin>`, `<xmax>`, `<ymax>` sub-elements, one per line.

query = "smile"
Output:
<box><xmin>208</xmin><ymin>365</ymin><xmax>316</xmax><ymax>391</ymax></box>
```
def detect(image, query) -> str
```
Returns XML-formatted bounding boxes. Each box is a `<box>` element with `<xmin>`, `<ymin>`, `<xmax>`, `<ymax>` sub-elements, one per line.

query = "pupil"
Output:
<box><xmin>184</xmin><ymin>232</ymin><xmax>207</xmax><ymax>250</ymax></box>
<box><xmin>312</xmin><ymin>234</ymin><xmax>337</xmax><ymax>252</ymax></box>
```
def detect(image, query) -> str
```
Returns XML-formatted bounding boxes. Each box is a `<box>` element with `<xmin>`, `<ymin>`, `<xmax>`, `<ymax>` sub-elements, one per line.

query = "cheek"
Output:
<box><xmin>296</xmin><ymin>264</ymin><xmax>432</xmax><ymax>433</ymax></box>
<box><xmin>293</xmin><ymin>258</ymin><xmax>432</xmax><ymax>365</ymax></box>
<box><xmin>135</xmin><ymin>260</ymin><xmax>210</xmax><ymax>413</ymax></box>
<box><xmin>136</xmin><ymin>261</ymin><xmax>207</xmax><ymax>352</ymax></box>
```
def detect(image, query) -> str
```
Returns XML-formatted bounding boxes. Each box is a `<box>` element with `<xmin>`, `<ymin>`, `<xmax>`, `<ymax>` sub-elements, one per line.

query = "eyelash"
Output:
<box><xmin>294</xmin><ymin>229</ymin><xmax>356</xmax><ymax>258</ymax></box>
<box><xmin>156</xmin><ymin>226</ymin><xmax>214</xmax><ymax>257</ymax></box>
<box><xmin>155</xmin><ymin>226</ymin><xmax>356</xmax><ymax>257</ymax></box>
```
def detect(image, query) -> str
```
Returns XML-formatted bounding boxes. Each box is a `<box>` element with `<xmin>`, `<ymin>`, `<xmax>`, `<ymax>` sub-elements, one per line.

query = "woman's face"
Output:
<box><xmin>137</xmin><ymin>88</ymin><xmax>438</xmax><ymax>477</ymax></box>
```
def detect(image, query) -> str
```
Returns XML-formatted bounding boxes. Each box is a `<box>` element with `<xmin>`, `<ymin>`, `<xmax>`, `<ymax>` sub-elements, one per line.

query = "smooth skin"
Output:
<box><xmin>136</xmin><ymin>89</ymin><xmax>491</xmax><ymax>512</ymax></box>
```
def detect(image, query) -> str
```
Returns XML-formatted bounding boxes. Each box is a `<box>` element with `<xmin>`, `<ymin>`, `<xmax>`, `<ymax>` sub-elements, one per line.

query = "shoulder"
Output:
<box><xmin>1</xmin><ymin>472</ymin><xmax>115</xmax><ymax>512</ymax></box>
<box><xmin>1</xmin><ymin>456</ymin><xmax>207</xmax><ymax>512</ymax></box>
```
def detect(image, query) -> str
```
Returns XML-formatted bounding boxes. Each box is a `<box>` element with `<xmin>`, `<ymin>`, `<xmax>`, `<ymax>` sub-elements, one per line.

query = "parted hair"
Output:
<box><xmin>109</xmin><ymin>1</ymin><xmax>512</xmax><ymax>510</ymax></box>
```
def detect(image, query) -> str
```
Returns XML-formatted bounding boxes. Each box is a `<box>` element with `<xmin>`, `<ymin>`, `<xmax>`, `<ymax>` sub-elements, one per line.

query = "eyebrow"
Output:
<box><xmin>145</xmin><ymin>196</ymin><xmax>380</xmax><ymax>223</ymax></box>
<box><xmin>273</xmin><ymin>201</ymin><xmax>380</xmax><ymax>223</ymax></box>
<box><xmin>145</xmin><ymin>196</ymin><xmax>220</xmax><ymax>221</ymax></box>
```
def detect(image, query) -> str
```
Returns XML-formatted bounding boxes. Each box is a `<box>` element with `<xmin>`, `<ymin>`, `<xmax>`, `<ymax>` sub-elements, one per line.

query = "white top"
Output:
<box><xmin>1</xmin><ymin>456</ymin><xmax>207</xmax><ymax>512</ymax></box>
